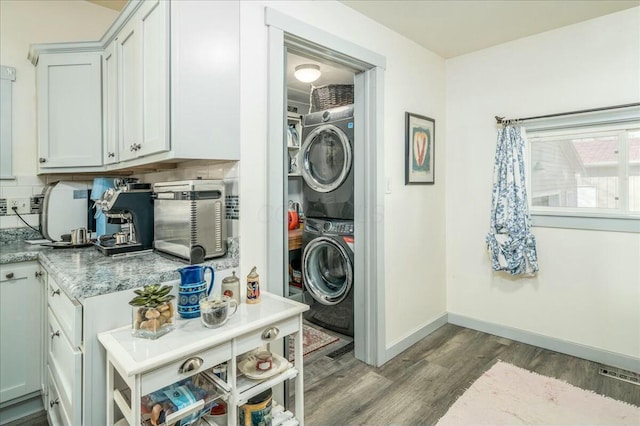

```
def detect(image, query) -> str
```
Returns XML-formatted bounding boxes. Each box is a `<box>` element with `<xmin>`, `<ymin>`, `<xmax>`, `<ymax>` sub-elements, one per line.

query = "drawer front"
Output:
<box><xmin>47</xmin><ymin>276</ymin><xmax>82</xmax><ymax>348</ymax></box>
<box><xmin>141</xmin><ymin>342</ymin><xmax>232</xmax><ymax>395</ymax></box>
<box><xmin>235</xmin><ymin>316</ymin><xmax>299</xmax><ymax>355</ymax></box>
<box><xmin>48</xmin><ymin>309</ymin><xmax>82</xmax><ymax>425</ymax></box>
<box><xmin>47</xmin><ymin>366</ymin><xmax>73</xmax><ymax>426</ymax></box>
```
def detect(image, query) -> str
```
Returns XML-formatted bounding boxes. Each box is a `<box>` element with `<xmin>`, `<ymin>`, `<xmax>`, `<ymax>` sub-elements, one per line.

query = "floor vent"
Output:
<box><xmin>599</xmin><ymin>367</ymin><xmax>640</xmax><ymax>386</ymax></box>
<box><xmin>326</xmin><ymin>342</ymin><xmax>354</xmax><ymax>359</ymax></box>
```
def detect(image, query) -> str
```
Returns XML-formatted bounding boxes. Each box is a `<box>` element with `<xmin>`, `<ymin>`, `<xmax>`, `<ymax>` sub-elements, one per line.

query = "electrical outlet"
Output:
<box><xmin>7</xmin><ymin>198</ymin><xmax>31</xmax><ymax>215</ymax></box>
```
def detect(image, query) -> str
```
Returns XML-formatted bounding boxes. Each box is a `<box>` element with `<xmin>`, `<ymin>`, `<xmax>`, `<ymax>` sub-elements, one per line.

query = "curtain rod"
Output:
<box><xmin>495</xmin><ymin>102</ymin><xmax>640</xmax><ymax>125</ymax></box>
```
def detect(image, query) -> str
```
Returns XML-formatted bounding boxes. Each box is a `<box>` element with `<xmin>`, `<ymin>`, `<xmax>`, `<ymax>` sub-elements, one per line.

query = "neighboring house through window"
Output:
<box><xmin>524</xmin><ymin>105</ymin><xmax>640</xmax><ymax>232</ymax></box>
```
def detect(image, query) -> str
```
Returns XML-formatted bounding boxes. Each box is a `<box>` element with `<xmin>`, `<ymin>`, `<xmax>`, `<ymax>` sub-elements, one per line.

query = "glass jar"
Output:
<box><xmin>131</xmin><ymin>301</ymin><xmax>175</xmax><ymax>339</ymax></box>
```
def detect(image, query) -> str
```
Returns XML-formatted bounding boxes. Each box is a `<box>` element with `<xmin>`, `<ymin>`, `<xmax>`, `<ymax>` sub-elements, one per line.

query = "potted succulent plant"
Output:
<box><xmin>130</xmin><ymin>284</ymin><xmax>175</xmax><ymax>339</ymax></box>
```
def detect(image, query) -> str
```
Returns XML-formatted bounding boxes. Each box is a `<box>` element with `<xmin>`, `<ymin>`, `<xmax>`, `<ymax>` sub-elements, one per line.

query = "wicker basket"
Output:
<box><xmin>311</xmin><ymin>84</ymin><xmax>354</xmax><ymax>112</ymax></box>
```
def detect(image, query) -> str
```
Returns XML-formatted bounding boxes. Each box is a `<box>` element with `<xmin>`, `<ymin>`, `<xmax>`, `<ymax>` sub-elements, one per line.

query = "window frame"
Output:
<box><xmin>524</xmin><ymin>107</ymin><xmax>640</xmax><ymax>233</ymax></box>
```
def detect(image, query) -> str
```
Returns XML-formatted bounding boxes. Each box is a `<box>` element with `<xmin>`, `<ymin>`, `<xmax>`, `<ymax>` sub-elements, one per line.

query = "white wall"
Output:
<box><xmin>0</xmin><ymin>0</ymin><xmax>118</xmax><ymax>229</ymax></box>
<box><xmin>446</xmin><ymin>8</ymin><xmax>640</xmax><ymax>359</ymax></box>
<box><xmin>238</xmin><ymin>1</ymin><xmax>448</xmax><ymax>347</ymax></box>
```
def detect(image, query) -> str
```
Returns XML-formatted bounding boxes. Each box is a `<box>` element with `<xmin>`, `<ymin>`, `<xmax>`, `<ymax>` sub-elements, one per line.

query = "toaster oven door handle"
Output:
<box><xmin>152</xmin><ymin>191</ymin><xmax>222</xmax><ymax>201</ymax></box>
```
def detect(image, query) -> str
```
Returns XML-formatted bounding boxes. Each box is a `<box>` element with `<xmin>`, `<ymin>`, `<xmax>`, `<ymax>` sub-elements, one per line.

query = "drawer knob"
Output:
<box><xmin>178</xmin><ymin>357</ymin><xmax>203</xmax><ymax>374</ymax></box>
<box><xmin>51</xmin><ymin>330</ymin><xmax>60</xmax><ymax>340</ymax></box>
<box><xmin>261</xmin><ymin>327</ymin><xmax>280</xmax><ymax>341</ymax></box>
<box><xmin>35</xmin><ymin>271</ymin><xmax>44</xmax><ymax>278</ymax></box>
<box><xmin>50</xmin><ymin>398</ymin><xmax>59</xmax><ymax>408</ymax></box>
<box><xmin>51</xmin><ymin>288</ymin><xmax>60</xmax><ymax>297</ymax></box>
<box><xmin>5</xmin><ymin>272</ymin><xmax>14</xmax><ymax>279</ymax></box>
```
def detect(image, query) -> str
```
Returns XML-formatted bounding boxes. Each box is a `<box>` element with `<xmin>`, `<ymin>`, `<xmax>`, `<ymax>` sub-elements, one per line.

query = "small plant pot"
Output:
<box><xmin>132</xmin><ymin>301</ymin><xmax>175</xmax><ymax>339</ymax></box>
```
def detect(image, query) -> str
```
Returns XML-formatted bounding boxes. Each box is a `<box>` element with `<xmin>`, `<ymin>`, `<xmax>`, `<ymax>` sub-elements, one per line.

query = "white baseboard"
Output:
<box><xmin>382</xmin><ymin>313</ymin><xmax>448</xmax><ymax>365</ymax></box>
<box><xmin>448</xmin><ymin>313</ymin><xmax>640</xmax><ymax>374</ymax></box>
<box><xmin>0</xmin><ymin>394</ymin><xmax>43</xmax><ymax>425</ymax></box>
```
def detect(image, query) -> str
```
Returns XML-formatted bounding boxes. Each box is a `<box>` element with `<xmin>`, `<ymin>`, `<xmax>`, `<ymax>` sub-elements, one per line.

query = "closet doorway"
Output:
<box><xmin>266</xmin><ymin>8</ymin><xmax>387</xmax><ymax>366</ymax></box>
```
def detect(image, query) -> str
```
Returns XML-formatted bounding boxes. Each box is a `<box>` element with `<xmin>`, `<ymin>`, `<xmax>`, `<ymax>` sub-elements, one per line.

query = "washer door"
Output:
<box><xmin>301</xmin><ymin>124</ymin><xmax>352</xmax><ymax>193</ymax></box>
<box><xmin>302</xmin><ymin>236</ymin><xmax>353</xmax><ymax>305</ymax></box>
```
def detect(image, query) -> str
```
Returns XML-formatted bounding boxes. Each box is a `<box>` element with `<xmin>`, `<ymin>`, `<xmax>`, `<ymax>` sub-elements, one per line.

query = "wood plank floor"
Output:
<box><xmin>303</xmin><ymin>324</ymin><xmax>640</xmax><ymax>425</ymax></box>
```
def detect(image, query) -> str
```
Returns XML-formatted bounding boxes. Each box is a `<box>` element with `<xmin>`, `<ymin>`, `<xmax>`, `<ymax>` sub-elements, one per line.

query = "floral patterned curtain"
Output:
<box><xmin>486</xmin><ymin>125</ymin><xmax>539</xmax><ymax>275</ymax></box>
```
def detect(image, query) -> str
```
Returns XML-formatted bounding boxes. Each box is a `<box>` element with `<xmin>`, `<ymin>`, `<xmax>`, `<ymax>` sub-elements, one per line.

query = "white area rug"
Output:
<box><xmin>436</xmin><ymin>361</ymin><xmax>640</xmax><ymax>425</ymax></box>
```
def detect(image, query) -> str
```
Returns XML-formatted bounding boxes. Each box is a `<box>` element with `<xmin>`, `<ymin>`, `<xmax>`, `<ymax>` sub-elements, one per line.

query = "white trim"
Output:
<box><xmin>532</xmin><ymin>213</ymin><xmax>640</xmax><ymax>233</ymax></box>
<box><xmin>267</xmin><ymin>25</ymin><xmax>287</xmax><ymax>298</ymax></box>
<box><xmin>448</xmin><ymin>313</ymin><xmax>640</xmax><ymax>374</ymax></box>
<box><xmin>264</xmin><ymin>8</ymin><xmax>386</xmax><ymax>70</ymax></box>
<box><xmin>383</xmin><ymin>313</ymin><xmax>448</xmax><ymax>364</ymax></box>
<box><xmin>524</xmin><ymin>104</ymin><xmax>640</xmax><ymax>132</ymax></box>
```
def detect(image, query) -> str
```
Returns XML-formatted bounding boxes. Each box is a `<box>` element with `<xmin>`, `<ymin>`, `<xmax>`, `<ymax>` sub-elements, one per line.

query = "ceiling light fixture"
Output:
<box><xmin>294</xmin><ymin>64</ymin><xmax>321</xmax><ymax>83</ymax></box>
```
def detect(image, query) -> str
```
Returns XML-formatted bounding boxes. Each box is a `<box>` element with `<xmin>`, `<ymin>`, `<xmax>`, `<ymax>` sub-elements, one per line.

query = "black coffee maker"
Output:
<box><xmin>94</xmin><ymin>183</ymin><xmax>154</xmax><ymax>256</ymax></box>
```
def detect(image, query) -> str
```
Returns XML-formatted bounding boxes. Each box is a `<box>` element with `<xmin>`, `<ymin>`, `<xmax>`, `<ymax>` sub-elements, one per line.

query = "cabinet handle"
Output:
<box><xmin>108</xmin><ymin>152</ymin><xmax>115</xmax><ymax>158</ymax></box>
<box><xmin>51</xmin><ymin>330</ymin><xmax>60</xmax><ymax>340</ymax></box>
<box><xmin>5</xmin><ymin>272</ymin><xmax>14</xmax><ymax>279</ymax></box>
<box><xmin>130</xmin><ymin>144</ymin><xmax>136</xmax><ymax>152</ymax></box>
<box><xmin>178</xmin><ymin>357</ymin><xmax>203</xmax><ymax>374</ymax></box>
<box><xmin>51</xmin><ymin>288</ymin><xmax>60</xmax><ymax>297</ymax></box>
<box><xmin>50</xmin><ymin>398</ymin><xmax>59</xmax><ymax>408</ymax></box>
<box><xmin>135</xmin><ymin>143</ymin><xmax>142</xmax><ymax>150</ymax></box>
<box><xmin>261</xmin><ymin>327</ymin><xmax>280</xmax><ymax>341</ymax></box>
<box><xmin>35</xmin><ymin>271</ymin><xmax>44</xmax><ymax>278</ymax></box>
<box><xmin>39</xmin><ymin>157</ymin><xmax>47</xmax><ymax>163</ymax></box>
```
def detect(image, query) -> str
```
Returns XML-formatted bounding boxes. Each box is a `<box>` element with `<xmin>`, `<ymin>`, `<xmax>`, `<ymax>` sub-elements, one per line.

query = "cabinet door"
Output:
<box><xmin>140</xmin><ymin>0</ymin><xmax>170</xmax><ymax>158</ymax></box>
<box><xmin>37</xmin><ymin>53</ymin><xmax>102</xmax><ymax>168</ymax></box>
<box><xmin>0</xmin><ymin>263</ymin><xmax>42</xmax><ymax>403</ymax></box>
<box><xmin>118</xmin><ymin>18</ymin><xmax>143</xmax><ymax>162</ymax></box>
<box><xmin>103</xmin><ymin>40</ymin><xmax>119</xmax><ymax>165</ymax></box>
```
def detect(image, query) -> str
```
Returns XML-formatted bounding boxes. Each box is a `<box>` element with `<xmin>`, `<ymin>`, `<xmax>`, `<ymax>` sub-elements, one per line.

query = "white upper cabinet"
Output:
<box><xmin>30</xmin><ymin>0</ymin><xmax>239</xmax><ymax>173</ymax></box>
<box><xmin>103</xmin><ymin>40</ymin><xmax>119</xmax><ymax>165</ymax></box>
<box><xmin>140</xmin><ymin>0</ymin><xmax>170</xmax><ymax>159</ymax></box>
<box><xmin>119</xmin><ymin>0</ymin><xmax>169</xmax><ymax>162</ymax></box>
<box><xmin>37</xmin><ymin>53</ymin><xmax>102</xmax><ymax>168</ymax></box>
<box><xmin>118</xmin><ymin>16</ymin><xmax>143</xmax><ymax>162</ymax></box>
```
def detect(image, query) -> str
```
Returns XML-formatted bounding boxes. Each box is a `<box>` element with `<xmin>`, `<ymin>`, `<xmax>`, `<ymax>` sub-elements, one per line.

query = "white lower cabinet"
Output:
<box><xmin>0</xmin><ymin>262</ymin><xmax>43</xmax><ymax>405</ymax></box>
<box><xmin>42</xmin><ymin>268</ymin><xmax>144</xmax><ymax>426</ymax></box>
<box><xmin>100</xmin><ymin>293</ymin><xmax>308</xmax><ymax>426</ymax></box>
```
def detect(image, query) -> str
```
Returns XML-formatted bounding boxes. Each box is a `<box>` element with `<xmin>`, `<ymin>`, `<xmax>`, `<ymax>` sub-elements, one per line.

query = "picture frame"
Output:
<box><xmin>405</xmin><ymin>112</ymin><xmax>435</xmax><ymax>185</ymax></box>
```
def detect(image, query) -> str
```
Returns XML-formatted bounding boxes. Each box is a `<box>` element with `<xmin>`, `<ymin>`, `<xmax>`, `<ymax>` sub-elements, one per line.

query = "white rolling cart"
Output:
<box><xmin>98</xmin><ymin>292</ymin><xmax>308</xmax><ymax>426</ymax></box>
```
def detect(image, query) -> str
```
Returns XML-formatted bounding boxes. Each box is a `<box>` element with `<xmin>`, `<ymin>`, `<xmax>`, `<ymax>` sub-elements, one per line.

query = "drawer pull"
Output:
<box><xmin>5</xmin><ymin>272</ymin><xmax>14</xmax><ymax>279</ymax></box>
<box><xmin>178</xmin><ymin>357</ymin><xmax>203</xmax><ymax>374</ymax></box>
<box><xmin>50</xmin><ymin>398</ymin><xmax>59</xmax><ymax>408</ymax></box>
<box><xmin>261</xmin><ymin>327</ymin><xmax>280</xmax><ymax>341</ymax></box>
<box><xmin>35</xmin><ymin>271</ymin><xmax>44</xmax><ymax>278</ymax></box>
<box><xmin>51</xmin><ymin>330</ymin><xmax>60</xmax><ymax>340</ymax></box>
<box><xmin>51</xmin><ymin>288</ymin><xmax>61</xmax><ymax>297</ymax></box>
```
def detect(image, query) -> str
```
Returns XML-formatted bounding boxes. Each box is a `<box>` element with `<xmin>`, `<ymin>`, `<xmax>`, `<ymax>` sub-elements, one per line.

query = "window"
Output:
<box><xmin>525</xmin><ymin>111</ymin><xmax>640</xmax><ymax>232</ymax></box>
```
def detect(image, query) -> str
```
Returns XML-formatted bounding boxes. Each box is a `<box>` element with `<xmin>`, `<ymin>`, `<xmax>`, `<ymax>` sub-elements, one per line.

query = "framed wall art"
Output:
<box><xmin>405</xmin><ymin>112</ymin><xmax>435</xmax><ymax>184</ymax></box>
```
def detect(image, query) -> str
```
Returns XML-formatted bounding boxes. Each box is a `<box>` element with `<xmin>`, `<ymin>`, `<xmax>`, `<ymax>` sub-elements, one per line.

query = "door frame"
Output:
<box><xmin>265</xmin><ymin>8</ymin><xmax>387</xmax><ymax>366</ymax></box>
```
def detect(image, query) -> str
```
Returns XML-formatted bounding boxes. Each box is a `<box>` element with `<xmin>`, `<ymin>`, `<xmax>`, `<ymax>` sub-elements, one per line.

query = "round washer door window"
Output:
<box><xmin>302</xmin><ymin>237</ymin><xmax>353</xmax><ymax>305</ymax></box>
<box><xmin>301</xmin><ymin>125</ymin><xmax>352</xmax><ymax>193</ymax></box>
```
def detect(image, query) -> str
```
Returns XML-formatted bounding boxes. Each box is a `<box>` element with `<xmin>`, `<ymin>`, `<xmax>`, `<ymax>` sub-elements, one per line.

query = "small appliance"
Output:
<box><xmin>90</xmin><ymin>178</ymin><xmax>121</xmax><ymax>238</ymax></box>
<box><xmin>94</xmin><ymin>183</ymin><xmax>154</xmax><ymax>255</ymax></box>
<box><xmin>153</xmin><ymin>180</ymin><xmax>226</xmax><ymax>264</ymax></box>
<box><xmin>40</xmin><ymin>181</ymin><xmax>91</xmax><ymax>241</ymax></box>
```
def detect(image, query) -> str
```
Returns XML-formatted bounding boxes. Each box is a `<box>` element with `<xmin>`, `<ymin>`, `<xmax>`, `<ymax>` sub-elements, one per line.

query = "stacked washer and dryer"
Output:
<box><xmin>299</xmin><ymin>105</ymin><xmax>355</xmax><ymax>337</ymax></box>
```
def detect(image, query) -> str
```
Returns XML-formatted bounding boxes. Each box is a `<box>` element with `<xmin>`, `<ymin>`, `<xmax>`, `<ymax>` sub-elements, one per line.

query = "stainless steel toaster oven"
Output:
<box><xmin>152</xmin><ymin>180</ymin><xmax>226</xmax><ymax>264</ymax></box>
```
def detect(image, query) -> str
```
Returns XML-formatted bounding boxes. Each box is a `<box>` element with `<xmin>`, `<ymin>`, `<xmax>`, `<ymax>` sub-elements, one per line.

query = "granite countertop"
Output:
<box><xmin>0</xmin><ymin>238</ymin><xmax>239</xmax><ymax>301</ymax></box>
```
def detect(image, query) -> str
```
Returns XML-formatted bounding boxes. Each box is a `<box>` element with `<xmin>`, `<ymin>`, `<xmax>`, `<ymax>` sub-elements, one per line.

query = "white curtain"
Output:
<box><xmin>486</xmin><ymin>125</ymin><xmax>539</xmax><ymax>275</ymax></box>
